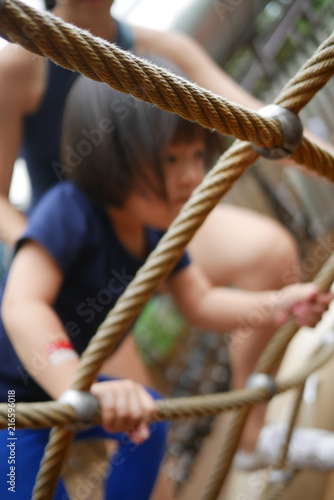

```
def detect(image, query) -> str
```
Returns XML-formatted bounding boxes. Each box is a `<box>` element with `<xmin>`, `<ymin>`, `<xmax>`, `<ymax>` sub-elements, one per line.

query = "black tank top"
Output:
<box><xmin>21</xmin><ymin>20</ymin><xmax>134</xmax><ymax>208</ymax></box>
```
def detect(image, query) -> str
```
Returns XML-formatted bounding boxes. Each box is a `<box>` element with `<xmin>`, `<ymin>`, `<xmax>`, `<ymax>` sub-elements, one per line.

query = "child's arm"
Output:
<box><xmin>2</xmin><ymin>240</ymin><xmax>79</xmax><ymax>399</ymax></box>
<box><xmin>2</xmin><ymin>241</ymin><xmax>156</xmax><ymax>438</ymax></box>
<box><xmin>167</xmin><ymin>263</ymin><xmax>332</xmax><ymax>332</ymax></box>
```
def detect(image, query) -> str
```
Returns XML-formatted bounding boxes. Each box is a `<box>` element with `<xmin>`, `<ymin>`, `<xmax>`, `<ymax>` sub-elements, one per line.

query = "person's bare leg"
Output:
<box><xmin>188</xmin><ymin>204</ymin><xmax>300</xmax><ymax>450</ymax></box>
<box><xmin>150</xmin><ymin>469</ymin><xmax>175</xmax><ymax>500</ymax></box>
<box><xmin>188</xmin><ymin>204</ymin><xmax>300</xmax><ymax>291</ymax></box>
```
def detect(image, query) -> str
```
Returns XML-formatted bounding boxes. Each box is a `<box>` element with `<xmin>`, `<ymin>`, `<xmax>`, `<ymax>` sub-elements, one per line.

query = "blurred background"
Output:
<box><xmin>4</xmin><ymin>0</ymin><xmax>334</xmax><ymax>496</ymax></box>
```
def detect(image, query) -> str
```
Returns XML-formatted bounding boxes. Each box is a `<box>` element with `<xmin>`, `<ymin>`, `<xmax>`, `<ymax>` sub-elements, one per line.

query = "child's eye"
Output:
<box><xmin>164</xmin><ymin>155</ymin><xmax>177</xmax><ymax>164</ymax></box>
<box><xmin>195</xmin><ymin>150</ymin><xmax>205</xmax><ymax>160</ymax></box>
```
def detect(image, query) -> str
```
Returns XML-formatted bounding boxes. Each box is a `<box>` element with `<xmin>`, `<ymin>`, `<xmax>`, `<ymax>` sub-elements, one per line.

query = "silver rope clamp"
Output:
<box><xmin>252</xmin><ymin>104</ymin><xmax>303</xmax><ymax>159</ymax></box>
<box><xmin>58</xmin><ymin>389</ymin><xmax>99</xmax><ymax>430</ymax></box>
<box><xmin>246</xmin><ymin>372</ymin><xmax>277</xmax><ymax>397</ymax></box>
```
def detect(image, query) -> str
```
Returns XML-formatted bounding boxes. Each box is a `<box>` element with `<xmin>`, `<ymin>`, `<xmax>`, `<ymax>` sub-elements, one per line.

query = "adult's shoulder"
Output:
<box><xmin>131</xmin><ymin>25</ymin><xmax>203</xmax><ymax>73</ymax></box>
<box><xmin>0</xmin><ymin>44</ymin><xmax>46</xmax><ymax>114</ymax></box>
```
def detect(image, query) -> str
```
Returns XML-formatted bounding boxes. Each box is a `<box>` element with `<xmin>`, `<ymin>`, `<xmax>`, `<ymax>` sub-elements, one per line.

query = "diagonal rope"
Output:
<box><xmin>32</xmin><ymin>141</ymin><xmax>258</xmax><ymax>499</ymax></box>
<box><xmin>291</xmin><ymin>137</ymin><xmax>334</xmax><ymax>181</ymax></box>
<box><xmin>200</xmin><ymin>252</ymin><xmax>334</xmax><ymax>500</ymax></box>
<box><xmin>275</xmin><ymin>35</ymin><xmax>334</xmax><ymax>113</ymax></box>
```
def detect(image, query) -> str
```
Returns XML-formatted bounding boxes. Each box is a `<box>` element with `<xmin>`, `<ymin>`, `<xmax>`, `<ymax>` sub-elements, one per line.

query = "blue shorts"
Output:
<box><xmin>0</xmin><ymin>380</ymin><xmax>168</xmax><ymax>500</ymax></box>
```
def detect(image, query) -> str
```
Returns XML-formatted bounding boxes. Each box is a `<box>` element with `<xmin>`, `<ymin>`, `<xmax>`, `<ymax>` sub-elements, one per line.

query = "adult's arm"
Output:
<box><xmin>0</xmin><ymin>44</ymin><xmax>45</xmax><ymax>246</ymax></box>
<box><xmin>133</xmin><ymin>25</ymin><xmax>262</xmax><ymax>110</ymax></box>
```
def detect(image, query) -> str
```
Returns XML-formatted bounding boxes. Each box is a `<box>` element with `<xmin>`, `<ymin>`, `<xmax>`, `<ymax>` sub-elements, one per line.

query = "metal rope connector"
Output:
<box><xmin>58</xmin><ymin>389</ymin><xmax>99</xmax><ymax>430</ymax></box>
<box><xmin>246</xmin><ymin>372</ymin><xmax>277</xmax><ymax>397</ymax></box>
<box><xmin>251</xmin><ymin>104</ymin><xmax>303</xmax><ymax>159</ymax></box>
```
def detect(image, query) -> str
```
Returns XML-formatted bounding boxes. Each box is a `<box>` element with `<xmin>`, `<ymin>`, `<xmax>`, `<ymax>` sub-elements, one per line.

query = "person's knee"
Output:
<box><xmin>262</xmin><ymin>223</ymin><xmax>300</xmax><ymax>286</ymax></box>
<box><xmin>235</xmin><ymin>221</ymin><xmax>300</xmax><ymax>290</ymax></box>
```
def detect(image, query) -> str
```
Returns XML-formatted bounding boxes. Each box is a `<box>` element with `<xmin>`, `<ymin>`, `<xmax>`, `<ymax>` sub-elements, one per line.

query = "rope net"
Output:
<box><xmin>0</xmin><ymin>1</ymin><xmax>333</xmax><ymax>499</ymax></box>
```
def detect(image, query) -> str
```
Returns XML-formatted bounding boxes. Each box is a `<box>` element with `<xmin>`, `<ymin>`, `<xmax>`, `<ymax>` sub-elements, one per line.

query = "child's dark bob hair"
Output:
<box><xmin>62</xmin><ymin>59</ymin><xmax>223</xmax><ymax>207</ymax></box>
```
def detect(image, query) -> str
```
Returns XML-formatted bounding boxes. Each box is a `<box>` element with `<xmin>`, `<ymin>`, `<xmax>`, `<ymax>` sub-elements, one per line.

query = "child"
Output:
<box><xmin>0</xmin><ymin>71</ymin><xmax>332</xmax><ymax>499</ymax></box>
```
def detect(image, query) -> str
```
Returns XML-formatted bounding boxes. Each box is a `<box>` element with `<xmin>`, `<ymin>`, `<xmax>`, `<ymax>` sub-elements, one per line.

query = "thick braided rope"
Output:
<box><xmin>1</xmin><ymin>341</ymin><xmax>334</xmax><ymax>428</ymax></box>
<box><xmin>3</xmin><ymin>341</ymin><xmax>334</xmax><ymax>428</ymax></box>
<box><xmin>275</xmin><ymin>34</ymin><xmax>334</xmax><ymax>113</ymax></box>
<box><xmin>32</xmin><ymin>143</ymin><xmax>258</xmax><ymax>499</ymax></box>
<box><xmin>0</xmin><ymin>1</ymin><xmax>333</xmax><ymax>180</ymax></box>
<box><xmin>273</xmin><ymin>384</ymin><xmax>305</xmax><ymax>472</ymax></box>
<box><xmin>201</xmin><ymin>253</ymin><xmax>334</xmax><ymax>500</ymax></box>
<box><xmin>0</xmin><ymin>402</ymin><xmax>78</xmax><ymax>429</ymax></box>
<box><xmin>0</xmin><ymin>390</ymin><xmax>273</xmax><ymax>428</ymax></box>
<box><xmin>257</xmin><ymin>386</ymin><xmax>305</xmax><ymax>500</ymax></box>
<box><xmin>68</xmin><ymin>142</ymin><xmax>258</xmax><ymax>391</ymax></box>
<box><xmin>256</xmin><ymin>252</ymin><xmax>334</xmax><ymax>375</ymax></box>
<box><xmin>277</xmin><ymin>343</ymin><xmax>334</xmax><ymax>394</ymax></box>
<box><xmin>291</xmin><ymin>137</ymin><xmax>334</xmax><ymax>181</ymax></box>
<box><xmin>0</xmin><ymin>0</ymin><xmax>282</xmax><ymax>149</ymax></box>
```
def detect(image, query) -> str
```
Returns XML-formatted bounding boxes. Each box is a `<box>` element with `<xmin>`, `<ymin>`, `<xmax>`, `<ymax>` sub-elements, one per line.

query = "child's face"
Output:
<box><xmin>123</xmin><ymin>139</ymin><xmax>206</xmax><ymax>230</ymax></box>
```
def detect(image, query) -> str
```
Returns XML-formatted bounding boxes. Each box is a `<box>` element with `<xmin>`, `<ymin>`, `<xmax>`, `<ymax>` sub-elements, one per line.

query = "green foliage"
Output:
<box><xmin>134</xmin><ymin>295</ymin><xmax>187</xmax><ymax>365</ymax></box>
<box><xmin>311</xmin><ymin>0</ymin><xmax>332</xmax><ymax>10</ymax></box>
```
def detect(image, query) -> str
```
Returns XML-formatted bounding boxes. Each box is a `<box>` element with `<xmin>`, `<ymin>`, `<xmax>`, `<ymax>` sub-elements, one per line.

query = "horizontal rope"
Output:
<box><xmin>2</xmin><ymin>341</ymin><xmax>333</xmax><ymax>429</ymax></box>
<box><xmin>0</xmin><ymin>0</ymin><xmax>284</xmax><ymax>149</ymax></box>
<box><xmin>0</xmin><ymin>2</ymin><xmax>333</xmax><ymax>184</ymax></box>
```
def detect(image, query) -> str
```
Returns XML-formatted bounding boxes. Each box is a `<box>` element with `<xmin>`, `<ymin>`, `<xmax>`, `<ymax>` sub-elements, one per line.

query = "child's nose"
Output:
<box><xmin>180</xmin><ymin>162</ymin><xmax>203</xmax><ymax>187</ymax></box>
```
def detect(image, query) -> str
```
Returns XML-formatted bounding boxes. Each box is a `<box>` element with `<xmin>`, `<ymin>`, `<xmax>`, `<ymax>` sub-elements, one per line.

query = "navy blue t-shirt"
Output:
<box><xmin>0</xmin><ymin>182</ymin><xmax>190</xmax><ymax>402</ymax></box>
